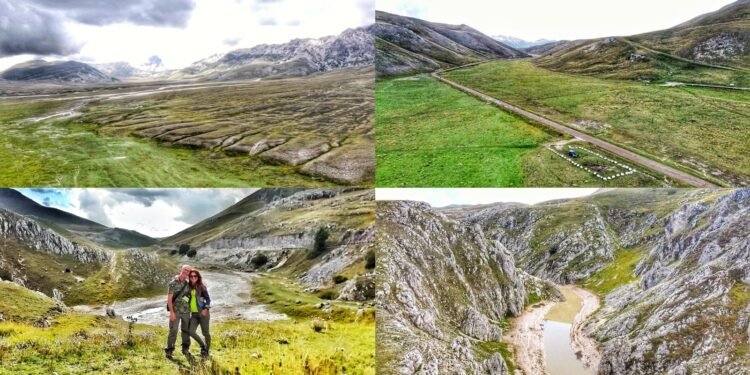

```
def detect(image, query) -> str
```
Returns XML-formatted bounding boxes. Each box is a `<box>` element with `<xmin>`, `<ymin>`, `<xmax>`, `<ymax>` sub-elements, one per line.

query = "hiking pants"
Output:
<box><xmin>166</xmin><ymin>312</ymin><xmax>191</xmax><ymax>351</ymax></box>
<box><xmin>189</xmin><ymin>311</ymin><xmax>210</xmax><ymax>350</ymax></box>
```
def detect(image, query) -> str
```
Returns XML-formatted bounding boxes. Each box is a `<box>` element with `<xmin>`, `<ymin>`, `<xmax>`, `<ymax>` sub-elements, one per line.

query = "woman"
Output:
<box><xmin>187</xmin><ymin>269</ymin><xmax>211</xmax><ymax>358</ymax></box>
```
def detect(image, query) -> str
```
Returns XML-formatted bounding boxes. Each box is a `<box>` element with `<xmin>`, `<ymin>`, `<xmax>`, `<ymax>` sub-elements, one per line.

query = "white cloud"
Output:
<box><xmin>376</xmin><ymin>188</ymin><xmax>600</xmax><ymax>207</ymax></box>
<box><xmin>377</xmin><ymin>0</ymin><xmax>735</xmax><ymax>41</ymax></box>
<box><xmin>0</xmin><ymin>0</ymin><xmax>373</xmax><ymax>70</ymax></box>
<box><xmin>61</xmin><ymin>189</ymin><xmax>256</xmax><ymax>238</ymax></box>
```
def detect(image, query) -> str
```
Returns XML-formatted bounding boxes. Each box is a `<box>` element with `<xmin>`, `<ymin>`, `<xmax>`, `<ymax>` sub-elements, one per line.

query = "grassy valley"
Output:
<box><xmin>376</xmin><ymin>75</ymin><xmax>672</xmax><ymax>187</ymax></box>
<box><xmin>442</xmin><ymin>60</ymin><xmax>750</xmax><ymax>186</ymax></box>
<box><xmin>0</xmin><ymin>69</ymin><xmax>374</xmax><ymax>187</ymax></box>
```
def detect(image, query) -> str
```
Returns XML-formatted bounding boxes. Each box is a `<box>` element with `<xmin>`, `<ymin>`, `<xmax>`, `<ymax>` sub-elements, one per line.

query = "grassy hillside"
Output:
<box><xmin>373</xmin><ymin>10</ymin><xmax>526</xmax><ymax>76</ymax></box>
<box><xmin>443</xmin><ymin>60</ymin><xmax>750</xmax><ymax>186</ymax></box>
<box><xmin>376</xmin><ymin>75</ymin><xmax>669</xmax><ymax>187</ymax></box>
<box><xmin>166</xmin><ymin>189</ymin><xmax>375</xmax><ymax>248</ymax></box>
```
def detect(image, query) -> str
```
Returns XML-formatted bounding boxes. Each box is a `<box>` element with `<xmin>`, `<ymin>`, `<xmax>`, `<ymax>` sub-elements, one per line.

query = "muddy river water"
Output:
<box><xmin>544</xmin><ymin>286</ymin><xmax>596</xmax><ymax>375</ymax></box>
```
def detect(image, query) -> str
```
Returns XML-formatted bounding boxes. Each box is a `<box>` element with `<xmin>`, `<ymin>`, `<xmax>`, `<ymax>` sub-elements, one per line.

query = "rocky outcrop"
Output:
<box><xmin>0</xmin><ymin>209</ymin><xmax>109</xmax><ymax>264</ymax></box>
<box><xmin>592</xmin><ymin>189</ymin><xmax>750</xmax><ymax>375</ymax></box>
<box><xmin>377</xmin><ymin>201</ymin><xmax>525</xmax><ymax>374</ymax></box>
<box><xmin>338</xmin><ymin>272</ymin><xmax>375</xmax><ymax>301</ymax></box>
<box><xmin>300</xmin><ymin>226</ymin><xmax>374</xmax><ymax>288</ymax></box>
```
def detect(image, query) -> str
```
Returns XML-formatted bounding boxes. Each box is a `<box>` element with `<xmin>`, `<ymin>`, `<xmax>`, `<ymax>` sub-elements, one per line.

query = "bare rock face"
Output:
<box><xmin>592</xmin><ymin>189</ymin><xmax>750</xmax><ymax>375</ymax></box>
<box><xmin>377</xmin><ymin>201</ymin><xmax>523</xmax><ymax>374</ymax></box>
<box><xmin>0</xmin><ymin>209</ymin><xmax>110</xmax><ymax>264</ymax></box>
<box><xmin>691</xmin><ymin>32</ymin><xmax>748</xmax><ymax>62</ymax></box>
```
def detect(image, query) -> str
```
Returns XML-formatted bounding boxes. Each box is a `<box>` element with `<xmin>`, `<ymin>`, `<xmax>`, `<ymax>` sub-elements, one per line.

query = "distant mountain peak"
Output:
<box><xmin>177</xmin><ymin>27</ymin><xmax>374</xmax><ymax>81</ymax></box>
<box><xmin>1</xmin><ymin>60</ymin><xmax>118</xmax><ymax>83</ymax></box>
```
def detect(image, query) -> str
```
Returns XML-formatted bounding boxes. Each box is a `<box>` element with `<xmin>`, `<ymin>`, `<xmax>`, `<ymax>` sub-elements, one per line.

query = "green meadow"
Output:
<box><xmin>376</xmin><ymin>75</ymin><xmax>668</xmax><ymax>187</ymax></box>
<box><xmin>443</xmin><ymin>60</ymin><xmax>750</xmax><ymax>186</ymax></box>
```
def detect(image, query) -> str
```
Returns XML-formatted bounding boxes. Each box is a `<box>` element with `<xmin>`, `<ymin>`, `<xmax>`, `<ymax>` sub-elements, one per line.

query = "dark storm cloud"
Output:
<box><xmin>27</xmin><ymin>0</ymin><xmax>197</xmax><ymax>28</ymax></box>
<box><xmin>0</xmin><ymin>0</ymin><xmax>196</xmax><ymax>57</ymax></box>
<box><xmin>0</xmin><ymin>1</ymin><xmax>80</xmax><ymax>57</ymax></box>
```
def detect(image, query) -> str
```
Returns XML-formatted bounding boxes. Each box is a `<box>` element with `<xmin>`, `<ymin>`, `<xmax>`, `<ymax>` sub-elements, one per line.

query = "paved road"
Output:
<box><xmin>431</xmin><ymin>67</ymin><xmax>719</xmax><ymax>188</ymax></box>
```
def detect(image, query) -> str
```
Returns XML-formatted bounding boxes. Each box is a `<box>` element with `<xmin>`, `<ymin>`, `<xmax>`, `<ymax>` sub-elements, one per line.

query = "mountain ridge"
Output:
<box><xmin>372</xmin><ymin>10</ymin><xmax>528</xmax><ymax>76</ymax></box>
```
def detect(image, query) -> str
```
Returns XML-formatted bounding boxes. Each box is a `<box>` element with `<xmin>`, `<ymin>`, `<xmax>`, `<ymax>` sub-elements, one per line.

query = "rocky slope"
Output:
<box><xmin>535</xmin><ymin>0</ymin><xmax>750</xmax><ymax>80</ymax></box>
<box><xmin>377</xmin><ymin>200</ymin><xmax>526</xmax><ymax>374</ymax></box>
<box><xmin>589</xmin><ymin>189</ymin><xmax>750</xmax><ymax>375</ymax></box>
<box><xmin>380</xmin><ymin>189</ymin><xmax>750</xmax><ymax>374</ymax></box>
<box><xmin>0</xmin><ymin>188</ymin><xmax>156</xmax><ymax>249</ymax></box>
<box><xmin>372</xmin><ymin>11</ymin><xmax>528</xmax><ymax>76</ymax></box>
<box><xmin>0</xmin><ymin>208</ymin><xmax>110</xmax><ymax>267</ymax></box>
<box><xmin>0</xmin><ymin>60</ymin><xmax>118</xmax><ymax>83</ymax></box>
<box><xmin>177</xmin><ymin>27</ymin><xmax>373</xmax><ymax>81</ymax></box>
<box><xmin>165</xmin><ymin>188</ymin><xmax>375</xmax><ymax>298</ymax></box>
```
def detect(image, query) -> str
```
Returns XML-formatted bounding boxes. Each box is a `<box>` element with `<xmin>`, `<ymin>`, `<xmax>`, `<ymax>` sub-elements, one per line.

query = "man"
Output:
<box><xmin>165</xmin><ymin>264</ymin><xmax>193</xmax><ymax>359</ymax></box>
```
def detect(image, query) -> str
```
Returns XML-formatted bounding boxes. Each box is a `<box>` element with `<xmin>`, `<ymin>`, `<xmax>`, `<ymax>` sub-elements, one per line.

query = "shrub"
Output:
<box><xmin>311</xmin><ymin>318</ymin><xmax>328</xmax><ymax>333</ymax></box>
<box><xmin>187</xmin><ymin>249</ymin><xmax>197</xmax><ymax>258</ymax></box>
<box><xmin>318</xmin><ymin>290</ymin><xmax>338</xmax><ymax>300</ymax></box>
<box><xmin>308</xmin><ymin>227</ymin><xmax>330</xmax><ymax>259</ymax></box>
<box><xmin>365</xmin><ymin>250</ymin><xmax>375</xmax><ymax>269</ymax></box>
<box><xmin>169</xmin><ymin>250</ymin><xmax>178</xmax><ymax>256</ymax></box>
<box><xmin>251</xmin><ymin>253</ymin><xmax>269</xmax><ymax>267</ymax></box>
<box><xmin>333</xmin><ymin>275</ymin><xmax>348</xmax><ymax>284</ymax></box>
<box><xmin>178</xmin><ymin>244</ymin><xmax>190</xmax><ymax>255</ymax></box>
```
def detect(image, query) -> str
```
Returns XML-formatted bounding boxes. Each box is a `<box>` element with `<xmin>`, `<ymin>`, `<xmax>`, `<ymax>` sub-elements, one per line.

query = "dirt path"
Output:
<box><xmin>73</xmin><ymin>271</ymin><xmax>287</xmax><ymax>327</ymax></box>
<box><xmin>504</xmin><ymin>285</ymin><xmax>601</xmax><ymax>375</ymax></box>
<box><xmin>431</xmin><ymin>67</ymin><xmax>719</xmax><ymax>188</ymax></box>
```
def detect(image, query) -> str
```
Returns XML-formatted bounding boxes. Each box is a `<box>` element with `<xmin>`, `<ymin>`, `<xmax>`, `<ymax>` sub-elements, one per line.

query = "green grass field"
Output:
<box><xmin>443</xmin><ymin>60</ymin><xmax>750</xmax><ymax>186</ymax></box>
<box><xmin>376</xmin><ymin>75</ymin><xmax>669</xmax><ymax>187</ymax></box>
<box><xmin>0</xmin><ymin>274</ymin><xmax>375</xmax><ymax>375</ymax></box>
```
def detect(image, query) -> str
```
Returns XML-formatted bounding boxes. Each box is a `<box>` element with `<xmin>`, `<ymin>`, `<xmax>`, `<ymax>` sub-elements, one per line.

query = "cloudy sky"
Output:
<box><xmin>0</xmin><ymin>0</ymin><xmax>374</xmax><ymax>71</ymax></box>
<box><xmin>377</xmin><ymin>0</ymin><xmax>735</xmax><ymax>41</ymax></box>
<box><xmin>376</xmin><ymin>188</ymin><xmax>599</xmax><ymax>207</ymax></box>
<box><xmin>18</xmin><ymin>188</ymin><xmax>256</xmax><ymax>237</ymax></box>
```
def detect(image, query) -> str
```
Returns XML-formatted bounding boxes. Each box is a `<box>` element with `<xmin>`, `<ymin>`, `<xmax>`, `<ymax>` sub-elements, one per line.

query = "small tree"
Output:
<box><xmin>169</xmin><ymin>249</ymin><xmax>178</xmax><ymax>256</ymax></box>
<box><xmin>178</xmin><ymin>244</ymin><xmax>190</xmax><ymax>255</ymax></box>
<box><xmin>187</xmin><ymin>249</ymin><xmax>197</xmax><ymax>258</ymax></box>
<box><xmin>365</xmin><ymin>249</ymin><xmax>376</xmax><ymax>270</ymax></box>
<box><xmin>251</xmin><ymin>253</ymin><xmax>269</xmax><ymax>267</ymax></box>
<box><xmin>309</xmin><ymin>227</ymin><xmax>330</xmax><ymax>259</ymax></box>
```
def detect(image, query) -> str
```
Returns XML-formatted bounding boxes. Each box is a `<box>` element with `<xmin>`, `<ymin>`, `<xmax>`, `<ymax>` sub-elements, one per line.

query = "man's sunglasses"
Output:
<box><xmin>189</xmin><ymin>274</ymin><xmax>199</xmax><ymax>278</ymax></box>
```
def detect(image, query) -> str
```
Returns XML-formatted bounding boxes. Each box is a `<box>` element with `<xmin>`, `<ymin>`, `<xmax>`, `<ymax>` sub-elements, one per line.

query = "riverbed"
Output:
<box><xmin>73</xmin><ymin>270</ymin><xmax>287</xmax><ymax>327</ymax></box>
<box><xmin>505</xmin><ymin>285</ymin><xmax>600</xmax><ymax>375</ymax></box>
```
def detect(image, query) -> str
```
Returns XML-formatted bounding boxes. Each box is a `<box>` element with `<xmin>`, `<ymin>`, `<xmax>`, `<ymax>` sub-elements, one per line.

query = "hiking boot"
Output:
<box><xmin>182</xmin><ymin>348</ymin><xmax>191</xmax><ymax>357</ymax></box>
<box><xmin>165</xmin><ymin>349</ymin><xmax>174</xmax><ymax>360</ymax></box>
<box><xmin>200</xmin><ymin>348</ymin><xmax>209</xmax><ymax>358</ymax></box>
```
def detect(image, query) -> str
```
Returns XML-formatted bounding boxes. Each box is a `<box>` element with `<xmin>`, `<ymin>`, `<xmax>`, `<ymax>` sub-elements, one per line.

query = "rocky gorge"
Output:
<box><xmin>377</xmin><ymin>189</ymin><xmax>750</xmax><ymax>374</ymax></box>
